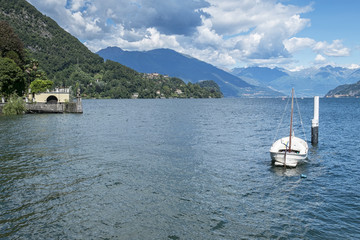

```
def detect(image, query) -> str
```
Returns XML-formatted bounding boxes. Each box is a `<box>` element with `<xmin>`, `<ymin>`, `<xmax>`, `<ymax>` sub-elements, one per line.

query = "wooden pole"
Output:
<box><xmin>284</xmin><ymin>144</ymin><xmax>287</xmax><ymax>168</ymax></box>
<box><xmin>311</xmin><ymin>96</ymin><xmax>319</xmax><ymax>145</ymax></box>
<box><xmin>289</xmin><ymin>88</ymin><xmax>294</xmax><ymax>152</ymax></box>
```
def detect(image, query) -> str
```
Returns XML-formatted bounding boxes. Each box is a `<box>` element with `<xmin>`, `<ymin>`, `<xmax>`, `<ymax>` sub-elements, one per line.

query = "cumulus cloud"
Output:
<box><xmin>26</xmin><ymin>0</ymin><xmax>353</xmax><ymax>69</ymax></box>
<box><xmin>201</xmin><ymin>0</ymin><xmax>312</xmax><ymax>60</ymax></box>
<box><xmin>202</xmin><ymin>0</ymin><xmax>311</xmax><ymax>35</ymax></box>
<box><xmin>314</xmin><ymin>40</ymin><xmax>350</xmax><ymax>57</ymax></box>
<box><xmin>284</xmin><ymin>37</ymin><xmax>316</xmax><ymax>53</ymax></box>
<box><xmin>67</xmin><ymin>0</ymin><xmax>86</xmax><ymax>11</ymax></box>
<box><xmin>28</xmin><ymin>0</ymin><xmax>102</xmax><ymax>39</ymax></box>
<box><xmin>315</xmin><ymin>54</ymin><xmax>326</xmax><ymax>62</ymax></box>
<box><xmin>75</xmin><ymin>0</ymin><xmax>209</xmax><ymax>36</ymax></box>
<box><xmin>84</xmin><ymin>27</ymin><xmax>181</xmax><ymax>52</ymax></box>
<box><xmin>285</xmin><ymin>38</ymin><xmax>350</xmax><ymax>58</ymax></box>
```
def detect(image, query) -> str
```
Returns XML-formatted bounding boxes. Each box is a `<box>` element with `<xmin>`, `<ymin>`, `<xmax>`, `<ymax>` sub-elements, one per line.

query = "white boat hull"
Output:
<box><xmin>270</xmin><ymin>136</ymin><xmax>308</xmax><ymax>167</ymax></box>
<box><xmin>270</xmin><ymin>151</ymin><xmax>307</xmax><ymax>167</ymax></box>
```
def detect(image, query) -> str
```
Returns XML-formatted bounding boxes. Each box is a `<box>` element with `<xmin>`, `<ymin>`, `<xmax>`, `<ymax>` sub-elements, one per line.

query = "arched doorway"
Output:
<box><xmin>46</xmin><ymin>95</ymin><xmax>58</xmax><ymax>104</ymax></box>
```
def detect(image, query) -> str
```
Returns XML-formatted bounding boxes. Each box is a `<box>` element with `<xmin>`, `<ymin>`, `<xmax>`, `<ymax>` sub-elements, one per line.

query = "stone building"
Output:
<box><xmin>28</xmin><ymin>88</ymin><xmax>70</xmax><ymax>103</ymax></box>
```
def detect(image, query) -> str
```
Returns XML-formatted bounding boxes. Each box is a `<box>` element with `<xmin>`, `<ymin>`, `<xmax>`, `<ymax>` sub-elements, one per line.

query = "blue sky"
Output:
<box><xmin>27</xmin><ymin>0</ymin><xmax>360</xmax><ymax>71</ymax></box>
<box><xmin>288</xmin><ymin>0</ymin><xmax>360</xmax><ymax>69</ymax></box>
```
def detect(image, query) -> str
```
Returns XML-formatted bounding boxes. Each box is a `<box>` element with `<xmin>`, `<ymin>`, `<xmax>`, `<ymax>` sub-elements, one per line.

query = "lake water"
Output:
<box><xmin>1</xmin><ymin>98</ymin><xmax>359</xmax><ymax>239</ymax></box>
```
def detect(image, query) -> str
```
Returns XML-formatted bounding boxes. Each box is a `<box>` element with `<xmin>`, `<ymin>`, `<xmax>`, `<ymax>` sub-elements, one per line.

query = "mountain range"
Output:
<box><xmin>97</xmin><ymin>47</ymin><xmax>282</xmax><ymax>97</ymax></box>
<box><xmin>232</xmin><ymin>66</ymin><xmax>360</xmax><ymax>97</ymax></box>
<box><xmin>97</xmin><ymin>47</ymin><xmax>360</xmax><ymax>97</ymax></box>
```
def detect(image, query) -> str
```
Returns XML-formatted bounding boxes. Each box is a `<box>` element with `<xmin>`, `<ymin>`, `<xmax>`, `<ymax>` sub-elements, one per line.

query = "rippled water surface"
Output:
<box><xmin>1</xmin><ymin>98</ymin><xmax>359</xmax><ymax>239</ymax></box>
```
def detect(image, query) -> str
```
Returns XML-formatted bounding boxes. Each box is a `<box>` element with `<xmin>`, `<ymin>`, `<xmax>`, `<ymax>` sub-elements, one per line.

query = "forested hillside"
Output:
<box><xmin>0</xmin><ymin>0</ymin><xmax>103</xmax><ymax>79</ymax></box>
<box><xmin>0</xmin><ymin>0</ymin><xmax>222</xmax><ymax>99</ymax></box>
<box><xmin>325</xmin><ymin>81</ymin><xmax>360</xmax><ymax>98</ymax></box>
<box><xmin>97</xmin><ymin>47</ymin><xmax>283</xmax><ymax>97</ymax></box>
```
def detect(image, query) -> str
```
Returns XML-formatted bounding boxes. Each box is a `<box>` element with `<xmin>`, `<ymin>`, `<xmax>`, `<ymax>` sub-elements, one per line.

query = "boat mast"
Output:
<box><xmin>289</xmin><ymin>88</ymin><xmax>294</xmax><ymax>152</ymax></box>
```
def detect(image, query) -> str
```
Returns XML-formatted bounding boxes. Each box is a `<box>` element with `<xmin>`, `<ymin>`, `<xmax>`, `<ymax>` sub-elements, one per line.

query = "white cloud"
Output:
<box><xmin>200</xmin><ymin>0</ymin><xmax>312</xmax><ymax>60</ymax></box>
<box><xmin>314</xmin><ymin>40</ymin><xmax>350</xmax><ymax>57</ymax></box>
<box><xmin>315</xmin><ymin>54</ymin><xmax>326</xmax><ymax>62</ymax></box>
<box><xmin>28</xmin><ymin>0</ymin><xmax>102</xmax><ymax>39</ymax></box>
<box><xmin>348</xmin><ymin>64</ymin><xmax>360</xmax><ymax>69</ymax></box>
<box><xmin>284</xmin><ymin>37</ymin><xmax>316</xmax><ymax>53</ymax></box>
<box><xmin>288</xmin><ymin>65</ymin><xmax>307</xmax><ymax>72</ymax></box>
<box><xmin>285</xmin><ymin>38</ymin><xmax>351</xmax><ymax>69</ymax></box>
<box><xmin>183</xmin><ymin>47</ymin><xmax>237</xmax><ymax>68</ymax></box>
<box><xmin>203</xmin><ymin>0</ymin><xmax>311</xmax><ymax>36</ymax></box>
<box><xmin>193</xmin><ymin>16</ymin><xmax>222</xmax><ymax>48</ymax></box>
<box><xmin>68</xmin><ymin>0</ymin><xmax>86</xmax><ymax>11</ymax></box>
<box><xmin>26</xmin><ymin>0</ymin><xmax>354</xmax><ymax>69</ymax></box>
<box><xmin>85</xmin><ymin>27</ymin><xmax>181</xmax><ymax>52</ymax></box>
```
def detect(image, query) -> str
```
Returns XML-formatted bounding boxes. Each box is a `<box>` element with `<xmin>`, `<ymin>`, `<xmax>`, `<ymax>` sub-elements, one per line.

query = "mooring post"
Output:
<box><xmin>311</xmin><ymin>96</ymin><xmax>319</xmax><ymax>145</ymax></box>
<box><xmin>76</xmin><ymin>88</ymin><xmax>83</xmax><ymax>113</ymax></box>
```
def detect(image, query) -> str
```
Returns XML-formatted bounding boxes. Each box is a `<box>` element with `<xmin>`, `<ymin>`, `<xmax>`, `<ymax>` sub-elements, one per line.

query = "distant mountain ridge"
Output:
<box><xmin>325</xmin><ymin>81</ymin><xmax>360</xmax><ymax>98</ymax></box>
<box><xmin>98</xmin><ymin>46</ymin><xmax>360</xmax><ymax>97</ymax></box>
<box><xmin>232</xmin><ymin>67</ymin><xmax>289</xmax><ymax>84</ymax></box>
<box><xmin>97</xmin><ymin>47</ymin><xmax>282</xmax><ymax>97</ymax></box>
<box><xmin>231</xmin><ymin>66</ymin><xmax>360</xmax><ymax>97</ymax></box>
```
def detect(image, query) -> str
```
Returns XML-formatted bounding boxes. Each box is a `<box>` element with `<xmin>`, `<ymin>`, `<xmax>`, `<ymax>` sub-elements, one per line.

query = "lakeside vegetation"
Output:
<box><xmin>0</xmin><ymin>0</ymin><xmax>222</xmax><ymax>104</ymax></box>
<box><xmin>2</xmin><ymin>94</ymin><xmax>25</xmax><ymax>115</ymax></box>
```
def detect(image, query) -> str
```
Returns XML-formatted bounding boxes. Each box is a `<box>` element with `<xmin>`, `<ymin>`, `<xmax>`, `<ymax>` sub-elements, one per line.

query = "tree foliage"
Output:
<box><xmin>0</xmin><ymin>57</ymin><xmax>25</xmax><ymax>97</ymax></box>
<box><xmin>198</xmin><ymin>80</ymin><xmax>223</xmax><ymax>96</ymax></box>
<box><xmin>29</xmin><ymin>79</ymin><xmax>53</xmax><ymax>93</ymax></box>
<box><xmin>0</xmin><ymin>19</ymin><xmax>50</xmax><ymax>98</ymax></box>
<box><xmin>0</xmin><ymin>20</ymin><xmax>25</xmax><ymax>66</ymax></box>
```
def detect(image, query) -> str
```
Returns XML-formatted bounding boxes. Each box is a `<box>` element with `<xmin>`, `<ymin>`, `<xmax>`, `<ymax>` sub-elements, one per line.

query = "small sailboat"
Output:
<box><xmin>270</xmin><ymin>88</ymin><xmax>308</xmax><ymax>167</ymax></box>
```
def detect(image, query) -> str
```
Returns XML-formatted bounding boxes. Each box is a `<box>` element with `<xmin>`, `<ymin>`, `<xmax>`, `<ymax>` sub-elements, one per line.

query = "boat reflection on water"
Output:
<box><xmin>270</xmin><ymin>162</ymin><xmax>308</xmax><ymax>177</ymax></box>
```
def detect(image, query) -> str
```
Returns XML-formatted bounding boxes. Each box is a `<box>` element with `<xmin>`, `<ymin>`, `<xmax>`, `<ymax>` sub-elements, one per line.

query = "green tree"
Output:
<box><xmin>69</xmin><ymin>67</ymin><xmax>94</xmax><ymax>95</ymax></box>
<box><xmin>0</xmin><ymin>57</ymin><xmax>25</xmax><ymax>97</ymax></box>
<box><xmin>0</xmin><ymin>21</ymin><xmax>25</xmax><ymax>66</ymax></box>
<box><xmin>69</xmin><ymin>68</ymin><xmax>93</xmax><ymax>86</ymax></box>
<box><xmin>29</xmin><ymin>79</ymin><xmax>53</xmax><ymax>93</ymax></box>
<box><xmin>162</xmin><ymin>85</ymin><xmax>171</xmax><ymax>96</ymax></box>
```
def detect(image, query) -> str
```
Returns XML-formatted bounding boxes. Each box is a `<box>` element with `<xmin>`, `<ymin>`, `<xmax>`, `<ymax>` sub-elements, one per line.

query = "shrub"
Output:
<box><xmin>2</xmin><ymin>94</ymin><xmax>26</xmax><ymax>115</ymax></box>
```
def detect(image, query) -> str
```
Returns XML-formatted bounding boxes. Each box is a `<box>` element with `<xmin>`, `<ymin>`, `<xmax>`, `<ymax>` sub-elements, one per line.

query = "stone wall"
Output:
<box><xmin>64</xmin><ymin>102</ymin><xmax>83</xmax><ymax>113</ymax></box>
<box><xmin>26</xmin><ymin>102</ymin><xmax>83</xmax><ymax>113</ymax></box>
<box><xmin>26</xmin><ymin>103</ymin><xmax>65</xmax><ymax>113</ymax></box>
<box><xmin>0</xmin><ymin>101</ymin><xmax>82</xmax><ymax>115</ymax></box>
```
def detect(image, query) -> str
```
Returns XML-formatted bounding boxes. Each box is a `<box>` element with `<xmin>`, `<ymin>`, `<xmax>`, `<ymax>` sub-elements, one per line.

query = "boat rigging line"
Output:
<box><xmin>273</xmin><ymin>96</ymin><xmax>291</xmax><ymax>143</ymax></box>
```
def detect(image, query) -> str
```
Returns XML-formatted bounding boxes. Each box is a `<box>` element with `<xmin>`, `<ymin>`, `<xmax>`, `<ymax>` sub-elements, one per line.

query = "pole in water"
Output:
<box><xmin>311</xmin><ymin>96</ymin><xmax>319</xmax><ymax>145</ymax></box>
